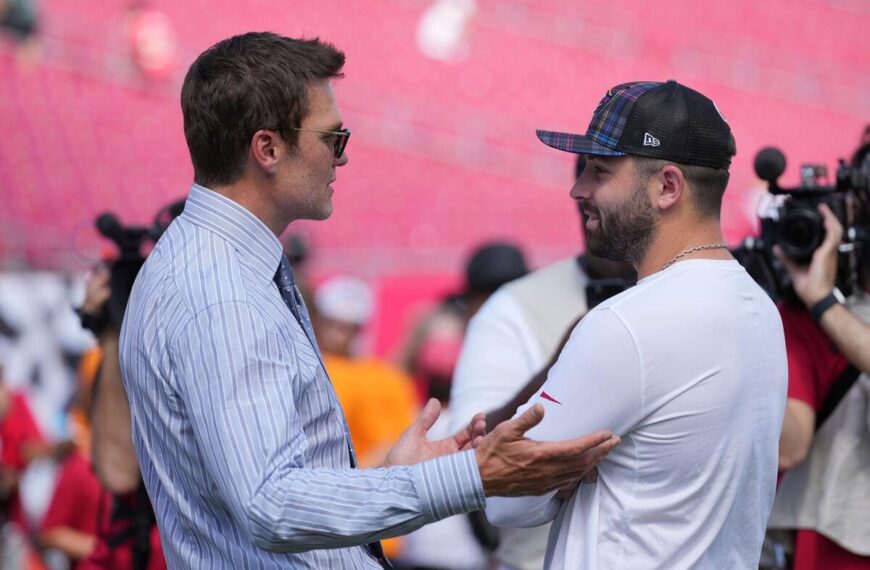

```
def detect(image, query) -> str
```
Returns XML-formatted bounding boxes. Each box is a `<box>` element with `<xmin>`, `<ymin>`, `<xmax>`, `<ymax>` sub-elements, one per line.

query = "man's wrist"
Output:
<box><xmin>808</xmin><ymin>288</ymin><xmax>845</xmax><ymax>323</ymax></box>
<box><xmin>800</xmin><ymin>289</ymin><xmax>829</xmax><ymax>307</ymax></box>
<box><xmin>412</xmin><ymin>450</ymin><xmax>485</xmax><ymax>521</ymax></box>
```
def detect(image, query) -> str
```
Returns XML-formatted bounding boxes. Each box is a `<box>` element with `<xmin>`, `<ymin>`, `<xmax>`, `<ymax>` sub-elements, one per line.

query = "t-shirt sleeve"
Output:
<box><xmin>487</xmin><ymin>307</ymin><xmax>642</xmax><ymax>527</ymax></box>
<box><xmin>450</xmin><ymin>290</ymin><xmax>541</xmax><ymax>432</ymax></box>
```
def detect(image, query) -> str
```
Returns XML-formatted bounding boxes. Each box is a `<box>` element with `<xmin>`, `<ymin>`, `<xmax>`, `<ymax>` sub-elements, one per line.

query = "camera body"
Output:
<box><xmin>734</xmin><ymin>146</ymin><xmax>870</xmax><ymax>302</ymax></box>
<box><xmin>96</xmin><ymin>200</ymin><xmax>184</xmax><ymax>325</ymax></box>
<box><xmin>758</xmin><ymin>154</ymin><xmax>861</xmax><ymax>265</ymax></box>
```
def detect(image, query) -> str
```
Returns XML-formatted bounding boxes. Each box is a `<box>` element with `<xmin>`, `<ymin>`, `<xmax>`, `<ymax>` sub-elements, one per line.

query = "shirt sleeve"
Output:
<box><xmin>780</xmin><ymin>307</ymin><xmax>819</xmax><ymax>408</ymax></box>
<box><xmin>172</xmin><ymin>300</ymin><xmax>485</xmax><ymax>553</ymax></box>
<box><xmin>449</xmin><ymin>290</ymin><xmax>543</xmax><ymax>432</ymax></box>
<box><xmin>486</xmin><ymin>307</ymin><xmax>642</xmax><ymax>527</ymax></box>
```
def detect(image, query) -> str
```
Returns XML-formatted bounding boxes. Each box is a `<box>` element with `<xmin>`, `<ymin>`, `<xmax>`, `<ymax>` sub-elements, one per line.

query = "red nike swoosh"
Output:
<box><xmin>541</xmin><ymin>391</ymin><xmax>562</xmax><ymax>405</ymax></box>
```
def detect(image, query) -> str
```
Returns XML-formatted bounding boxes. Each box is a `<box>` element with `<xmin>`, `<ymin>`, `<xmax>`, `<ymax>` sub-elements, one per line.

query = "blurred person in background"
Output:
<box><xmin>124</xmin><ymin>0</ymin><xmax>177</xmax><ymax>81</ymax></box>
<box><xmin>462</xmin><ymin>243</ymin><xmax>529</xmax><ymax>320</ymax></box>
<box><xmin>449</xmin><ymin>156</ymin><xmax>635</xmax><ymax>570</ymax></box>
<box><xmin>0</xmin><ymin>272</ymin><xmax>96</xmax><ymax>568</ymax></box>
<box><xmin>397</xmin><ymin>242</ymin><xmax>528</xmax><ymax>570</ymax></box>
<box><xmin>312</xmin><ymin>275</ymin><xmax>419</xmax><ymax>560</ymax></box>
<box><xmin>397</xmin><ymin>294</ymin><xmax>465</xmax><ymax>400</ymax></box>
<box><xmin>72</xmin><ymin>266</ymin><xmax>165</xmax><ymax>570</ymax></box>
<box><xmin>119</xmin><ymin>31</ymin><xmax>619</xmax><ymax>569</ymax></box>
<box><xmin>0</xmin><ymin>0</ymin><xmax>40</xmax><ymax>63</ymax></box>
<box><xmin>0</xmin><ymin>365</ymin><xmax>45</xmax><ymax>568</ymax></box>
<box><xmin>766</xmin><ymin>140</ymin><xmax>870</xmax><ymax>570</ymax></box>
<box><xmin>36</xmin><ymin>445</ymin><xmax>101</xmax><ymax>569</ymax></box>
<box><xmin>313</xmin><ymin>275</ymin><xmax>418</xmax><ymax>468</ymax></box>
<box><xmin>397</xmin><ymin>243</ymin><xmax>527</xmax><ymax>403</ymax></box>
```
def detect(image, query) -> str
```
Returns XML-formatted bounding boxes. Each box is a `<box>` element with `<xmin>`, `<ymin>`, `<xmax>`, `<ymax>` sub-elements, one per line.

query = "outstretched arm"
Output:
<box><xmin>85</xmin><ymin>266</ymin><xmax>141</xmax><ymax>493</ymax></box>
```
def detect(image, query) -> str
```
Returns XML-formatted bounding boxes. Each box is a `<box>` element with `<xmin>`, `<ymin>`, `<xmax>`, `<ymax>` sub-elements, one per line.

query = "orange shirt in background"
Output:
<box><xmin>323</xmin><ymin>354</ymin><xmax>419</xmax><ymax>559</ymax></box>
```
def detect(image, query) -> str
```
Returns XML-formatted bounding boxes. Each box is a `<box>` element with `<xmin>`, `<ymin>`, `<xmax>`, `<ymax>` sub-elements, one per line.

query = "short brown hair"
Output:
<box><xmin>633</xmin><ymin>156</ymin><xmax>731</xmax><ymax>218</ymax></box>
<box><xmin>181</xmin><ymin>32</ymin><xmax>345</xmax><ymax>187</ymax></box>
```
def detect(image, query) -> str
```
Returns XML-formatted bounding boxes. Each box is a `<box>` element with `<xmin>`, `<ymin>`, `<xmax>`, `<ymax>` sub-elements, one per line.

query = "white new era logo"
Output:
<box><xmin>643</xmin><ymin>133</ymin><xmax>661</xmax><ymax>147</ymax></box>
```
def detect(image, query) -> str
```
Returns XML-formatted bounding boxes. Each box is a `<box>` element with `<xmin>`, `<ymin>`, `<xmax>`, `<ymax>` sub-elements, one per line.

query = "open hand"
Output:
<box><xmin>475</xmin><ymin>403</ymin><xmax>619</xmax><ymax>497</ymax></box>
<box><xmin>383</xmin><ymin>399</ymin><xmax>486</xmax><ymax>467</ymax></box>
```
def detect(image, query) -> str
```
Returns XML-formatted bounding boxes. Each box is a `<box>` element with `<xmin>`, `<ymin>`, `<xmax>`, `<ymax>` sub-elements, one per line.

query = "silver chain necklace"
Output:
<box><xmin>660</xmin><ymin>242</ymin><xmax>729</xmax><ymax>272</ymax></box>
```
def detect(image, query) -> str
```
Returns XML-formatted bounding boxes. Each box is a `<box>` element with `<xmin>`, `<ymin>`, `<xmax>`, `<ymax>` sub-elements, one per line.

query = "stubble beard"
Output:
<box><xmin>585</xmin><ymin>182</ymin><xmax>659</xmax><ymax>266</ymax></box>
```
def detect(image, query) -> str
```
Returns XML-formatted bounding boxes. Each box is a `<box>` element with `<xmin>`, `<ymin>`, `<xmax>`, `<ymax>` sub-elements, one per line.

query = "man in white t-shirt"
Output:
<box><xmin>486</xmin><ymin>80</ymin><xmax>788</xmax><ymax>569</ymax></box>
<box><xmin>450</xmin><ymin>158</ymin><xmax>635</xmax><ymax>570</ymax></box>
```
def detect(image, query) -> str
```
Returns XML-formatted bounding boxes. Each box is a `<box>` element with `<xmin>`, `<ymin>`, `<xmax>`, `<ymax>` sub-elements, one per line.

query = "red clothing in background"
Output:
<box><xmin>0</xmin><ymin>393</ymin><xmax>43</xmax><ymax>471</ymax></box>
<box><xmin>81</xmin><ymin>490</ymin><xmax>166</xmax><ymax>570</ymax></box>
<box><xmin>0</xmin><ymin>391</ymin><xmax>44</xmax><ymax>530</ymax></box>
<box><xmin>40</xmin><ymin>452</ymin><xmax>103</xmax><ymax>569</ymax></box>
<box><xmin>779</xmin><ymin>304</ymin><xmax>870</xmax><ymax>570</ymax></box>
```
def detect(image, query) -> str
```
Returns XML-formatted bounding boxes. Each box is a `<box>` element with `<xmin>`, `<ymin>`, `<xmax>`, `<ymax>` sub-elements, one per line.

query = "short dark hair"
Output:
<box><xmin>181</xmin><ymin>32</ymin><xmax>345</xmax><ymax>187</ymax></box>
<box><xmin>633</xmin><ymin>156</ymin><xmax>731</xmax><ymax>219</ymax></box>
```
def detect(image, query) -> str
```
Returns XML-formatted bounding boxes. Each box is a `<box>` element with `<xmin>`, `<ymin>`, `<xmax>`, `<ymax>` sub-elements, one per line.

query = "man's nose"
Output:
<box><xmin>570</xmin><ymin>176</ymin><xmax>589</xmax><ymax>200</ymax></box>
<box><xmin>335</xmin><ymin>151</ymin><xmax>349</xmax><ymax>167</ymax></box>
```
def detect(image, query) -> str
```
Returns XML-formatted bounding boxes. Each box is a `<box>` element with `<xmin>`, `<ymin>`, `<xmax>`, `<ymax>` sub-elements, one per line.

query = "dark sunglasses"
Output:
<box><xmin>270</xmin><ymin>127</ymin><xmax>351</xmax><ymax>159</ymax></box>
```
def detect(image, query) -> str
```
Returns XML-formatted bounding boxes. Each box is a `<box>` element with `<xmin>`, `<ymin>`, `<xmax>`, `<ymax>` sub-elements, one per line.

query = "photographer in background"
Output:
<box><xmin>776</xmin><ymin>205</ymin><xmax>870</xmax><ymax>376</ymax></box>
<box><xmin>76</xmin><ymin>265</ymin><xmax>166</xmax><ymax>570</ymax></box>
<box><xmin>766</xmin><ymin>140</ymin><xmax>870</xmax><ymax>569</ymax></box>
<box><xmin>73</xmin><ymin>198</ymin><xmax>182</xmax><ymax>569</ymax></box>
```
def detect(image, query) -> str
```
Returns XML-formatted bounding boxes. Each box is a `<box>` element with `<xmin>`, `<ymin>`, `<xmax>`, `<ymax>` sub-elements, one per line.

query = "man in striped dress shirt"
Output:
<box><xmin>119</xmin><ymin>32</ymin><xmax>620</xmax><ymax>569</ymax></box>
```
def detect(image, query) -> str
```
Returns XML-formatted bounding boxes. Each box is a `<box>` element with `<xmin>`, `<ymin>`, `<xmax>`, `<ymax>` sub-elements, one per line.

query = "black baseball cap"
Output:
<box><xmin>537</xmin><ymin>80</ymin><xmax>736</xmax><ymax>169</ymax></box>
<box><xmin>465</xmin><ymin>243</ymin><xmax>529</xmax><ymax>295</ymax></box>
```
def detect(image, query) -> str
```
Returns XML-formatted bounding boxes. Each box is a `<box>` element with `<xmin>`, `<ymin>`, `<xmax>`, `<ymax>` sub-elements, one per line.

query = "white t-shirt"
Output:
<box><xmin>451</xmin><ymin>257</ymin><xmax>589</xmax><ymax>431</ymax></box>
<box><xmin>487</xmin><ymin>260</ymin><xmax>788</xmax><ymax>569</ymax></box>
<box><xmin>450</xmin><ymin>289</ymin><xmax>546</xmax><ymax>427</ymax></box>
<box><xmin>451</xmin><ymin>257</ymin><xmax>588</xmax><ymax>570</ymax></box>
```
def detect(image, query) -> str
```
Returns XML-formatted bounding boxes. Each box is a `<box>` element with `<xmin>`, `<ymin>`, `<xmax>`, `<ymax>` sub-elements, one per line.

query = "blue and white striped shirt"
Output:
<box><xmin>119</xmin><ymin>184</ymin><xmax>485</xmax><ymax>569</ymax></box>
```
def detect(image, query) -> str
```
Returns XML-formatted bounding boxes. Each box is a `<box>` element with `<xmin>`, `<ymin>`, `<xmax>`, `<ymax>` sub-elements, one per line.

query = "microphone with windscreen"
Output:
<box><xmin>754</xmin><ymin>147</ymin><xmax>786</xmax><ymax>187</ymax></box>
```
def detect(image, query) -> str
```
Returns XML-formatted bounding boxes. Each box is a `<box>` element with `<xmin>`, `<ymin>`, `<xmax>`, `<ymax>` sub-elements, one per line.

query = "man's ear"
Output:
<box><xmin>656</xmin><ymin>164</ymin><xmax>685</xmax><ymax>212</ymax></box>
<box><xmin>250</xmin><ymin>129</ymin><xmax>282</xmax><ymax>174</ymax></box>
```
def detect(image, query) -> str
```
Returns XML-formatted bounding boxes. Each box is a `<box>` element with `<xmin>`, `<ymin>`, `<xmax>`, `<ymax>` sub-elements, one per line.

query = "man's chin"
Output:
<box><xmin>313</xmin><ymin>198</ymin><xmax>334</xmax><ymax>220</ymax></box>
<box><xmin>315</xmin><ymin>205</ymin><xmax>334</xmax><ymax>221</ymax></box>
<box><xmin>293</xmin><ymin>203</ymin><xmax>333</xmax><ymax>223</ymax></box>
<box><xmin>587</xmin><ymin>237</ymin><xmax>627</xmax><ymax>262</ymax></box>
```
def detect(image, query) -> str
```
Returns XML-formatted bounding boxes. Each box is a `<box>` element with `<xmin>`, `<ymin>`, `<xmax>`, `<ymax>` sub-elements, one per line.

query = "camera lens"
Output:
<box><xmin>777</xmin><ymin>206</ymin><xmax>824</xmax><ymax>264</ymax></box>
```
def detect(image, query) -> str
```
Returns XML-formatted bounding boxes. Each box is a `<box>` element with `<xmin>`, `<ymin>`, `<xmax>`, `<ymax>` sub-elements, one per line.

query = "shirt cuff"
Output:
<box><xmin>412</xmin><ymin>449</ymin><xmax>485</xmax><ymax>522</ymax></box>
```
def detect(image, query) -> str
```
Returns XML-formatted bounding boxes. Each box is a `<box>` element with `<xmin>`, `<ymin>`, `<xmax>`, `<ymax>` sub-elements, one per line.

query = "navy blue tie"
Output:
<box><xmin>274</xmin><ymin>257</ymin><xmax>320</xmax><ymax>353</ymax></box>
<box><xmin>273</xmin><ymin>256</ymin><xmax>392</xmax><ymax>569</ymax></box>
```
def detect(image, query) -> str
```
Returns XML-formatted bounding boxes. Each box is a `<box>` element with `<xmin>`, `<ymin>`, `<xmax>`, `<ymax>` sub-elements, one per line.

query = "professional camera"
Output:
<box><xmin>95</xmin><ymin>199</ymin><xmax>185</xmax><ymax>325</ymax></box>
<box><xmin>733</xmin><ymin>144</ymin><xmax>870</xmax><ymax>302</ymax></box>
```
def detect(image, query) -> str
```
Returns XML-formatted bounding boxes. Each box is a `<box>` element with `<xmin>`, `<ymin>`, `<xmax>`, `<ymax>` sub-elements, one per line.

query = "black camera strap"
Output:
<box><xmin>815</xmin><ymin>363</ymin><xmax>861</xmax><ymax>430</ymax></box>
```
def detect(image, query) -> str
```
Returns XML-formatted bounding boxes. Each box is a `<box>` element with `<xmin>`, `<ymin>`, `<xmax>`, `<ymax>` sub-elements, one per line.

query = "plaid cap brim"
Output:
<box><xmin>536</xmin><ymin>129</ymin><xmax>626</xmax><ymax>157</ymax></box>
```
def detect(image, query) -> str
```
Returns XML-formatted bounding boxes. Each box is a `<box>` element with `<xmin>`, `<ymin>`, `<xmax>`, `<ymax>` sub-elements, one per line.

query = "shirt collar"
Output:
<box><xmin>182</xmin><ymin>184</ymin><xmax>284</xmax><ymax>284</ymax></box>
